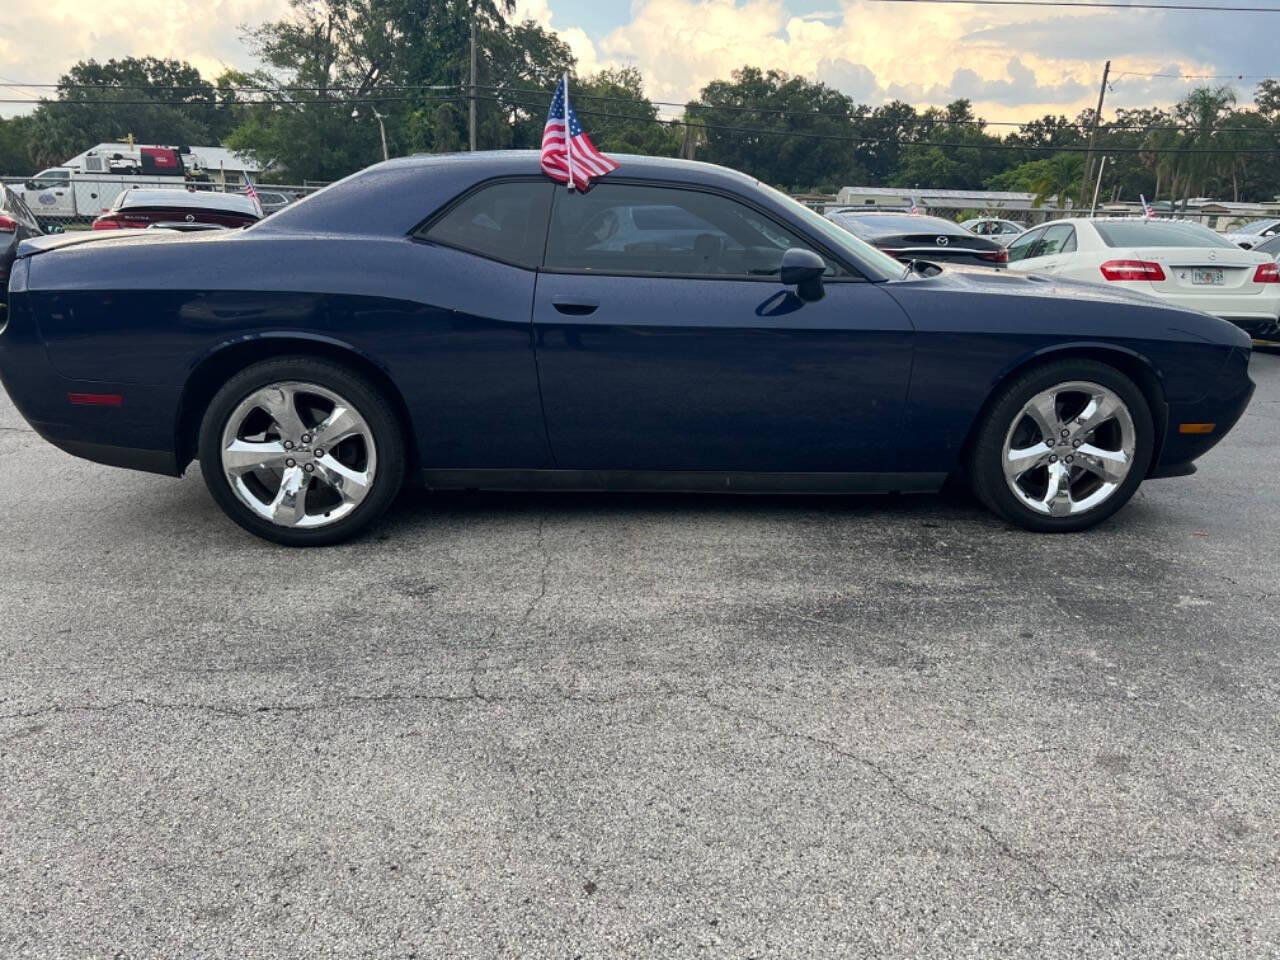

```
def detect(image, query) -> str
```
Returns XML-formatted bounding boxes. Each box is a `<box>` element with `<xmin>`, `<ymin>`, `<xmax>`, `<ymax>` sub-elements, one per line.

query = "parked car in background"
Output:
<box><xmin>1</xmin><ymin>185</ymin><xmax>45</xmax><ymax>312</ymax></box>
<box><xmin>826</xmin><ymin>210</ymin><xmax>1009</xmax><ymax>266</ymax></box>
<box><xmin>961</xmin><ymin>218</ymin><xmax>1026</xmax><ymax>245</ymax></box>
<box><xmin>92</xmin><ymin>189</ymin><xmax>260</xmax><ymax>231</ymax></box>
<box><xmin>1007</xmin><ymin>217</ymin><xmax>1280</xmax><ymax>339</ymax></box>
<box><xmin>0</xmin><ymin>153</ymin><xmax>1254</xmax><ymax>545</ymax></box>
<box><xmin>1251</xmin><ymin>233</ymin><xmax>1280</xmax><ymax>261</ymax></box>
<box><xmin>1223</xmin><ymin>218</ymin><xmax>1280</xmax><ymax>249</ymax></box>
<box><xmin>251</xmin><ymin>188</ymin><xmax>297</xmax><ymax>215</ymax></box>
<box><xmin>12</xmin><ymin>147</ymin><xmax>199</xmax><ymax>225</ymax></box>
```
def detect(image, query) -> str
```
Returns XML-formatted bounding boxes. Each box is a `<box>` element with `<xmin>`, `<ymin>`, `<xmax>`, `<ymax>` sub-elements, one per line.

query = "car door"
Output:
<box><xmin>1024</xmin><ymin>223</ymin><xmax>1077</xmax><ymax>274</ymax></box>
<box><xmin>531</xmin><ymin>182</ymin><xmax>915</xmax><ymax>473</ymax></box>
<box><xmin>1006</xmin><ymin>225</ymin><xmax>1049</xmax><ymax>272</ymax></box>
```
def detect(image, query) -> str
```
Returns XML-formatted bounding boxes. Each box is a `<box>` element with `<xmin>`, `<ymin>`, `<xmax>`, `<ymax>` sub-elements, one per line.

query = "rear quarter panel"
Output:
<box><xmin>21</xmin><ymin>230</ymin><xmax>552</xmax><ymax>469</ymax></box>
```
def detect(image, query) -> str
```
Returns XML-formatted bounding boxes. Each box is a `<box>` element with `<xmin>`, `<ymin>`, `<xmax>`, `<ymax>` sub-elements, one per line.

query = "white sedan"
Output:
<box><xmin>960</xmin><ymin>217</ymin><xmax>1026</xmax><ymax>245</ymax></box>
<box><xmin>1006</xmin><ymin>217</ymin><xmax>1280</xmax><ymax>339</ymax></box>
<box><xmin>1223</xmin><ymin>218</ymin><xmax>1280</xmax><ymax>249</ymax></box>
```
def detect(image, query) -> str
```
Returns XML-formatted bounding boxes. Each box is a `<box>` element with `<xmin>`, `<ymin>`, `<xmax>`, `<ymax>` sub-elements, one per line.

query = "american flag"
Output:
<box><xmin>541</xmin><ymin>73</ymin><xmax>619</xmax><ymax>191</ymax></box>
<box><xmin>244</xmin><ymin>171</ymin><xmax>264</xmax><ymax>217</ymax></box>
<box><xmin>1140</xmin><ymin>194</ymin><xmax>1154</xmax><ymax>219</ymax></box>
<box><xmin>909</xmin><ymin>196</ymin><xmax>920</xmax><ymax>215</ymax></box>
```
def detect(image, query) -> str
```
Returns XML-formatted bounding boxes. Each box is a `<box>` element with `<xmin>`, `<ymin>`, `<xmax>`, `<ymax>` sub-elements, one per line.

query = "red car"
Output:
<box><xmin>92</xmin><ymin>189</ymin><xmax>261</xmax><ymax>230</ymax></box>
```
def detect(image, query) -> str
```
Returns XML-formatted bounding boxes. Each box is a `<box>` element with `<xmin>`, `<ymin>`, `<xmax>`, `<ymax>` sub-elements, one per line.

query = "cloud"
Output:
<box><xmin>0</xmin><ymin>0</ymin><xmax>289</xmax><ymax>117</ymax></box>
<box><xmin>4</xmin><ymin>0</ymin><xmax>1275</xmax><ymax>124</ymax></box>
<box><xmin>886</xmin><ymin>58</ymin><xmax>1088</xmax><ymax>109</ymax></box>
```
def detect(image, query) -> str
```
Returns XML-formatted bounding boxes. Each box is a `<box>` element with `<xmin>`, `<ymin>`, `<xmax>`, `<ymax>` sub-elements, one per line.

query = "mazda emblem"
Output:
<box><xmin>936</xmin><ymin>236</ymin><xmax>949</xmax><ymax>247</ymax></box>
<box><xmin>185</xmin><ymin>214</ymin><xmax>195</xmax><ymax>222</ymax></box>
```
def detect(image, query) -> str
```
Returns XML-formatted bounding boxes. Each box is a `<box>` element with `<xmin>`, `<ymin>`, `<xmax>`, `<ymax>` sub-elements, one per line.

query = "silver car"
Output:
<box><xmin>961</xmin><ymin>218</ymin><xmax>1026</xmax><ymax>245</ymax></box>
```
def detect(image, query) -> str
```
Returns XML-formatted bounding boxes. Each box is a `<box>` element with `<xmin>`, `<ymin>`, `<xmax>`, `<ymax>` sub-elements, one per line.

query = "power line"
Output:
<box><xmin>858</xmin><ymin>0</ymin><xmax>1280</xmax><ymax>9</ymax></box>
<box><xmin>1116</xmin><ymin>71</ymin><xmax>1280</xmax><ymax>80</ymax></box>
<box><xmin>7</xmin><ymin>92</ymin><xmax>1279</xmax><ymax>150</ymax></box>
<box><xmin>474</xmin><ymin>82</ymin><xmax>1280</xmax><ymax>134</ymax></box>
<box><xmin>7</xmin><ymin>76</ymin><xmax>1279</xmax><ymax>133</ymax></box>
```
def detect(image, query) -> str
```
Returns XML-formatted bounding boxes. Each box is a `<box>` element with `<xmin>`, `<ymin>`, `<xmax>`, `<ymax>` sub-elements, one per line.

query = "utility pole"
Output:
<box><xmin>1079</xmin><ymin>59</ymin><xmax>1111</xmax><ymax>209</ymax></box>
<box><xmin>469</xmin><ymin>22</ymin><xmax>478</xmax><ymax>152</ymax></box>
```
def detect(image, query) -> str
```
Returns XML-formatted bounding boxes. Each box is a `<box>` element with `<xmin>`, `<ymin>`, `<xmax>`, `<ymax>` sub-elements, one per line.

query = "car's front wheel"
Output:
<box><xmin>968</xmin><ymin>359</ymin><xmax>1155</xmax><ymax>532</ymax></box>
<box><xmin>198</xmin><ymin>357</ymin><xmax>406</xmax><ymax>546</ymax></box>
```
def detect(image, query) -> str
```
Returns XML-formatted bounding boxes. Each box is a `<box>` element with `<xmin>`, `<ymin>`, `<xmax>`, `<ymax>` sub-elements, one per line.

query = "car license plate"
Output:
<box><xmin>1192</xmin><ymin>268</ymin><xmax>1224</xmax><ymax>285</ymax></box>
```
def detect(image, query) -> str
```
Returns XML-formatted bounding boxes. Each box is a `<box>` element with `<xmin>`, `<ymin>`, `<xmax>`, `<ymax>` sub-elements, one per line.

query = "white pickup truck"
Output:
<box><xmin>13</xmin><ymin>147</ymin><xmax>203</xmax><ymax>223</ymax></box>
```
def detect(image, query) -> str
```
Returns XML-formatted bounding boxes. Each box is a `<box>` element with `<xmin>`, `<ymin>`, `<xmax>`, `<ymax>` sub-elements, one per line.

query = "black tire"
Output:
<box><xmin>968</xmin><ymin>359</ymin><xmax>1155</xmax><ymax>532</ymax></box>
<box><xmin>198</xmin><ymin>356</ymin><xmax>406</xmax><ymax>546</ymax></box>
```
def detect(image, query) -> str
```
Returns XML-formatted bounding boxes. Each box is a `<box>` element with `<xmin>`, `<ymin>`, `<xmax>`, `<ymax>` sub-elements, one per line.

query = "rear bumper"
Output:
<box><xmin>0</xmin><ymin>288</ymin><xmax>183</xmax><ymax>477</ymax></box>
<box><xmin>1220</xmin><ymin>315</ymin><xmax>1280</xmax><ymax>337</ymax></box>
<box><xmin>1153</xmin><ymin>345</ymin><xmax>1255</xmax><ymax>473</ymax></box>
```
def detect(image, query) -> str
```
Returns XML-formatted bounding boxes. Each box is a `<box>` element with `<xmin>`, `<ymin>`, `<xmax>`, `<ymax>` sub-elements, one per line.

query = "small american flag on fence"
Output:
<box><xmin>541</xmin><ymin>73</ymin><xmax>619</xmax><ymax>191</ymax></box>
<box><xmin>1140</xmin><ymin>194</ymin><xmax>1154</xmax><ymax>219</ymax></box>
<box><xmin>909</xmin><ymin>196</ymin><xmax>920</xmax><ymax>215</ymax></box>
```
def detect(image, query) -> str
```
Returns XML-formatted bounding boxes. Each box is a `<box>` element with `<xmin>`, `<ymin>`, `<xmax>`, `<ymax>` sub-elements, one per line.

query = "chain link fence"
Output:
<box><xmin>1</xmin><ymin>176</ymin><xmax>327</xmax><ymax>231</ymax></box>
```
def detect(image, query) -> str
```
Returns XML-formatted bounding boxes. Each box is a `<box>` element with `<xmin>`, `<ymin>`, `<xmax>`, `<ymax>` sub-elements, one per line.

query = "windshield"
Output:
<box><xmin>1093</xmin><ymin>220</ymin><xmax>1237</xmax><ymax>249</ymax></box>
<box><xmin>28</xmin><ymin>169</ymin><xmax>70</xmax><ymax>190</ymax></box>
<box><xmin>758</xmin><ymin>184</ymin><xmax>906</xmax><ymax>280</ymax></box>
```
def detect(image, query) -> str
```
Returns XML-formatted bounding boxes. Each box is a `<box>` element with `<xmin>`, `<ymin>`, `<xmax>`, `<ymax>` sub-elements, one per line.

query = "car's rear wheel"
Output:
<box><xmin>968</xmin><ymin>359</ymin><xmax>1154</xmax><ymax>532</ymax></box>
<box><xmin>198</xmin><ymin>357</ymin><xmax>405</xmax><ymax>546</ymax></box>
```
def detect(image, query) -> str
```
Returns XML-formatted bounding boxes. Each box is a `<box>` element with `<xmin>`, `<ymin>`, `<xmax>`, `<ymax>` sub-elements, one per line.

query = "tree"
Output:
<box><xmin>987</xmin><ymin>153</ymin><xmax>1083</xmax><ymax>209</ymax></box>
<box><xmin>892</xmin><ymin>101</ymin><xmax>1006</xmax><ymax>190</ymax></box>
<box><xmin>687</xmin><ymin>67</ymin><xmax>868</xmax><ymax>192</ymax></box>
<box><xmin>1174</xmin><ymin>84</ymin><xmax>1236</xmax><ymax>204</ymax></box>
<box><xmin>228</xmin><ymin>0</ymin><xmax>574</xmax><ymax>176</ymax></box>
<box><xmin>0</xmin><ymin>115</ymin><xmax>36</xmax><ymax>175</ymax></box>
<box><xmin>21</xmin><ymin>58</ymin><xmax>229</xmax><ymax>168</ymax></box>
<box><xmin>567</xmin><ymin>68</ymin><xmax>679</xmax><ymax>157</ymax></box>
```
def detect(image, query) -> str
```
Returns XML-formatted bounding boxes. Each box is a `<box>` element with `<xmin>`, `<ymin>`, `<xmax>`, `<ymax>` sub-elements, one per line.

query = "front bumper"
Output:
<box><xmin>1152</xmin><ymin>345</ymin><xmax>1255</xmax><ymax>474</ymax></box>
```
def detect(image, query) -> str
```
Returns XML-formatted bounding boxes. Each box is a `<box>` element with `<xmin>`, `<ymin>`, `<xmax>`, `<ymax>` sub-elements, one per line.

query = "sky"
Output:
<box><xmin>1</xmin><ymin>0</ymin><xmax>1278</xmax><ymax>122</ymax></box>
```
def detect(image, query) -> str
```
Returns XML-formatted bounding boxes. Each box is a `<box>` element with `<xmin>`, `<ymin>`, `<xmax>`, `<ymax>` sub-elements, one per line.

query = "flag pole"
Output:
<box><xmin>563</xmin><ymin>72</ymin><xmax>576</xmax><ymax>192</ymax></box>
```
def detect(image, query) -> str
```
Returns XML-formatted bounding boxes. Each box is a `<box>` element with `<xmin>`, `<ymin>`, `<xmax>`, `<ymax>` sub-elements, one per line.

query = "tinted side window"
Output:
<box><xmin>421</xmin><ymin>180</ymin><xmax>554</xmax><ymax>268</ymax></box>
<box><xmin>545</xmin><ymin>183</ymin><xmax>844</xmax><ymax>278</ymax></box>
<box><xmin>1007</xmin><ymin>228</ymin><xmax>1044</xmax><ymax>262</ymax></box>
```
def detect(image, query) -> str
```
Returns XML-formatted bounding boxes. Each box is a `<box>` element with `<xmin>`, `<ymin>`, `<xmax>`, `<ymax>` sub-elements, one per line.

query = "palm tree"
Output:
<box><xmin>1140</xmin><ymin>125</ymin><xmax>1183</xmax><ymax>201</ymax></box>
<box><xmin>1175</xmin><ymin>85</ymin><xmax>1236</xmax><ymax>205</ymax></box>
<box><xmin>1029</xmin><ymin>153</ymin><xmax>1086</xmax><ymax>210</ymax></box>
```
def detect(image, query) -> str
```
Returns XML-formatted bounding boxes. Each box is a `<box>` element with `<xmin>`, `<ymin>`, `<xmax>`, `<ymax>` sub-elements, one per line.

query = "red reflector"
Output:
<box><xmin>92</xmin><ymin>219</ymin><xmax>123</xmax><ymax>230</ymax></box>
<box><xmin>980</xmin><ymin>248</ymin><xmax>1010</xmax><ymax>264</ymax></box>
<box><xmin>1254</xmin><ymin>262</ymin><xmax>1280</xmax><ymax>284</ymax></box>
<box><xmin>68</xmin><ymin>392</ymin><xmax>123</xmax><ymax>406</ymax></box>
<box><xmin>1100</xmin><ymin>259</ymin><xmax>1166</xmax><ymax>282</ymax></box>
<box><xmin>0</xmin><ymin>214</ymin><xmax>16</xmax><ymax>233</ymax></box>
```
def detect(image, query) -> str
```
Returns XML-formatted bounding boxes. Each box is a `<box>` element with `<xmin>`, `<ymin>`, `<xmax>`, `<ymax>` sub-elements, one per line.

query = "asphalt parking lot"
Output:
<box><xmin>1</xmin><ymin>352</ymin><xmax>1278</xmax><ymax>959</ymax></box>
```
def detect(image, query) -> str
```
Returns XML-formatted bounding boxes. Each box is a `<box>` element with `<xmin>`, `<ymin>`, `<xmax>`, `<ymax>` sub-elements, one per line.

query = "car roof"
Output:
<box><xmin>259</xmin><ymin>151</ymin><xmax>773</xmax><ymax>237</ymax></box>
<box><xmin>114</xmin><ymin>189</ymin><xmax>259</xmax><ymax>214</ymax></box>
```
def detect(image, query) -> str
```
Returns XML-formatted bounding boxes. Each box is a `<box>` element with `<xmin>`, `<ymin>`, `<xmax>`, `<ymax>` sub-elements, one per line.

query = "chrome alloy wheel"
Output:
<box><xmin>1001</xmin><ymin>380</ymin><xmax>1136</xmax><ymax>517</ymax></box>
<box><xmin>219</xmin><ymin>381</ymin><xmax>378</xmax><ymax>529</ymax></box>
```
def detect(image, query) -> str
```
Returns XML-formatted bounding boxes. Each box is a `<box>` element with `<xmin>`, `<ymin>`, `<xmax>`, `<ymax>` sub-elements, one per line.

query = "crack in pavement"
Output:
<box><xmin>0</xmin><ymin>684</ymin><xmax>656</xmax><ymax>723</ymax></box>
<box><xmin>696</xmin><ymin>691</ymin><xmax>1139</xmax><ymax>946</ymax></box>
<box><xmin>469</xmin><ymin>514</ymin><xmax>550</xmax><ymax>703</ymax></box>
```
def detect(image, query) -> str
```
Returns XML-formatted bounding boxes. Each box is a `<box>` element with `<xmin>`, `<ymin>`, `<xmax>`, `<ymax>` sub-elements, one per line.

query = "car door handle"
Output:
<box><xmin>551</xmin><ymin>298</ymin><xmax>599</xmax><ymax>316</ymax></box>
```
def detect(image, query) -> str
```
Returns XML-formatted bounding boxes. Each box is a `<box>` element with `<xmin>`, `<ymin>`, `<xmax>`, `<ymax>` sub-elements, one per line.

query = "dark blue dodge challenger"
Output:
<box><xmin>0</xmin><ymin>152</ymin><xmax>1255</xmax><ymax>545</ymax></box>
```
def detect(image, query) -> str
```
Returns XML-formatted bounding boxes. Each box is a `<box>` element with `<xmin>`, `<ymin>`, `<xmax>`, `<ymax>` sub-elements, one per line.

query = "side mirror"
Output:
<box><xmin>25</xmin><ymin>181</ymin><xmax>37</xmax><ymax>191</ymax></box>
<box><xmin>780</xmin><ymin>247</ymin><xmax>826</xmax><ymax>302</ymax></box>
